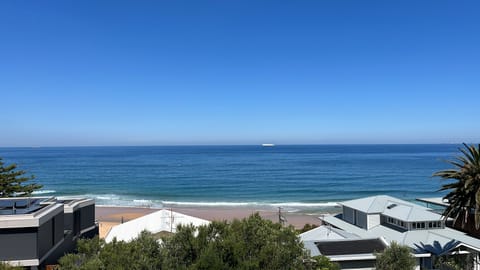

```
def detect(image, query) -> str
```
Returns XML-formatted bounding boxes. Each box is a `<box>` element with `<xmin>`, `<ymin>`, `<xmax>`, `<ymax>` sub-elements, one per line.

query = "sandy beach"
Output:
<box><xmin>96</xmin><ymin>205</ymin><xmax>337</xmax><ymax>238</ymax></box>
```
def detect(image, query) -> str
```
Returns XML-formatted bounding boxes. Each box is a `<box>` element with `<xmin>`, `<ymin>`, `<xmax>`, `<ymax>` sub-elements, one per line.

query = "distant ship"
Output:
<box><xmin>262</xmin><ymin>144</ymin><xmax>275</xmax><ymax>147</ymax></box>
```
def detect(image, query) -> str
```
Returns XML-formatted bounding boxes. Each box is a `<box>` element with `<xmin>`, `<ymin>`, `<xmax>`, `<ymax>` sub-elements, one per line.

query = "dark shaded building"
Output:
<box><xmin>0</xmin><ymin>197</ymin><xmax>97</xmax><ymax>269</ymax></box>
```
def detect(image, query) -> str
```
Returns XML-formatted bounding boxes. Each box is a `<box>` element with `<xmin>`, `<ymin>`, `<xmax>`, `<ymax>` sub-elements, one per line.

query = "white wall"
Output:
<box><xmin>367</xmin><ymin>214</ymin><xmax>380</xmax><ymax>229</ymax></box>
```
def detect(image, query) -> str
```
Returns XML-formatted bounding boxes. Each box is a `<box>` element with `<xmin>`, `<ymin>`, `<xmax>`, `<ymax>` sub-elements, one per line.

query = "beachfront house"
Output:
<box><xmin>105</xmin><ymin>209</ymin><xmax>210</xmax><ymax>243</ymax></box>
<box><xmin>301</xmin><ymin>225</ymin><xmax>391</xmax><ymax>269</ymax></box>
<box><xmin>301</xmin><ymin>195</ymin><xmax>480</xmax><ymax>270</ymax></box>
<box><xmin>0</xmin><ymin>197</ymin><xmax>97</xmax><ymax>269</ymax></box>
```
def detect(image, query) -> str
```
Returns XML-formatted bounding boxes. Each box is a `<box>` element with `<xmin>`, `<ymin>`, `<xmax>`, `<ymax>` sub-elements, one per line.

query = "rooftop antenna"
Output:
<box><xmin>278</xmin><ymin>207</ymin><xmax>287</xmax><ymax>225</ymax></box>
<box><xmin>170</xmin><ymin>208</ymin><xmax>174</xmax><ymax>233</ymax></box>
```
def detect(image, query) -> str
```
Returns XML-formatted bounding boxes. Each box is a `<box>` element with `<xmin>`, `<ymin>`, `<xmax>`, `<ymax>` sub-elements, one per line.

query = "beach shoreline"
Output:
<box><xmin>95</xmin><ymin>204</ymin><xmax>339</xmax><ymax>238</ymax></box>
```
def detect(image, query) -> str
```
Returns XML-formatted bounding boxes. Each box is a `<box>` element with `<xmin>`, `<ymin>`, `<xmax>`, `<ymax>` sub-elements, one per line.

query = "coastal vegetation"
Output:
<box><xmin>0</xmin><ymin>262</ymin><xmax>22</xmax><ymax>270</ymax></box>
<box><xmin>0</xmin><ymin>157</ymin><xmax>42</xmax><ymax>197</ymax></box>
<box><xmin>434</xmin><ymin>143</ymin><xmax>480</xmax><ymax>229</ymax></box>
<box><xmin>58</xmin><ymin>213</ymin><xmax>339</xmax><ymax>270</ymax></box>
<box><xmin>375</xmin><ymin>242</ymin><xmax>416</xmax><ymax>270</ymax></box>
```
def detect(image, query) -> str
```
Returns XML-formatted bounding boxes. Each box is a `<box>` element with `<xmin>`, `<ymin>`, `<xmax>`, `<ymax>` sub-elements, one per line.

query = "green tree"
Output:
<box><xmin>58</xmin><ymin>233</ymin><xmax>163</xmax><ymax>270</ymax></box>
<box><xmin>57</xmin><ymin>236</ymin><xmax>104</xmax><ymax>270</ymax></box>
<box><xmin>433</xmin><ymin>143</ymin><xmax>480</xmax><ymax>228</ymax></box>
<box><xmin>375</xmin><ymin>242</ymin><xmax>416</xmax><ymax>270</ymax></box>
<box><xmin>0</xmin><ymin>157</ymin><xmax>42</xmax><ymax>197</ymax></box>
<box><xmin>60</xmin><ymin>214</ymin><xmax>321</xmax><ymax>270</ymax></box>
<box><xmin>297</xmin><ymin>223</ymin><xmax>319</xmax><ymax>234</ymax></box>
<box><xmin>0</xmin><ymin>262</ymin><xmax>23</xmax><ymax>270</ymax></box>
<box><xmin>311</xmin><ymin>256</ymin><xmax>340</xmax><ymax>270</ymax></box>
<box><xmin>161</xmin><ymin>213</ymin><xmax>306</xmax><ymax>270</ymax></box>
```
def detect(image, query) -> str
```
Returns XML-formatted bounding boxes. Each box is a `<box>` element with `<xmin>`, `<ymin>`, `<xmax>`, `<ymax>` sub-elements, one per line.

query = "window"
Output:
<box><xmin>384</xmin><ymin>216</ymin><xmax>407</xmax><ymax>229</ymax></box>
<box><xmin>411</xmin><ymin>222</ymin><xmax>427</xmax><ymax>230</ymax></box>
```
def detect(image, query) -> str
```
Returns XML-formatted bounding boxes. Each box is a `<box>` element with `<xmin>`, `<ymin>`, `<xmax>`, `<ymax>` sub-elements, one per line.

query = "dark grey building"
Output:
<box><xmin>0</xmin><ymin>197</ymin><xmax>97</xmax><ymax>269</ymax></box>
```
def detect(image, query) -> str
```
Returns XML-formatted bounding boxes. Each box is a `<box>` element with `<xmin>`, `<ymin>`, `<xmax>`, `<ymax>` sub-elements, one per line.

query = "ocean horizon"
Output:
<box><xmin>0</xmin><ymin>144</ymin><xmax>460</xmax><ymax>212</ymax></box>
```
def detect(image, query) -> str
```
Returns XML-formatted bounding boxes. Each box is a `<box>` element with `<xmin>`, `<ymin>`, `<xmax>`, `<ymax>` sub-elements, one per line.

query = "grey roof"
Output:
<box><xmin>322</xmin><ymin>214</ymin><xmax>480</xmax><ymax>255</ymax></box>
<box><xmin>300</xmin><ymin>225</ymin><xmax>360</xmax><ymax>242</ymax></box>
<box><xmin>416</xmin><ymin>197</ymin><xmax>450</xmax><ymax>207</ymax></box>
<box><xmin>341</xmin><ymin>195</ymin><xmax>442</xmax><ymax>222</ymax></box>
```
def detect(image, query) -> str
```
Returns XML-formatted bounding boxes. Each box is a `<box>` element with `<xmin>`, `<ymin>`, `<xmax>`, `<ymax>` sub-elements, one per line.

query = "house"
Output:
<box><xmin>301</xmin><ymin>195</ymin><xmax>480</xmax><ymax>270</ymax></box>
<box><xmin>0</xmin><ymin>197</ymin><xmax>97</xmax><ymax>269</ymax></box>
<box><xmin>105</xmin><ymin>209</ymin><xmax>210</xmax><ymax>243</ymax></box>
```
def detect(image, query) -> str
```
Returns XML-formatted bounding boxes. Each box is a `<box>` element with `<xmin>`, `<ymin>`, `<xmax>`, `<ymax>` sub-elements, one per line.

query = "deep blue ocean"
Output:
<box><xmin>0</xmin><ymin>145</ymin><xmax>459</xmax><ymax>211</ymax></box>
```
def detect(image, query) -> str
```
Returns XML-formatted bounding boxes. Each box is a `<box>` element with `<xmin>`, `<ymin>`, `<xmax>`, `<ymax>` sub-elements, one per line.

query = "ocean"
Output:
<box><xmin>0</xmin><ymin>145</ymin><xmax>459</xmax><ymax>212</ymax></box>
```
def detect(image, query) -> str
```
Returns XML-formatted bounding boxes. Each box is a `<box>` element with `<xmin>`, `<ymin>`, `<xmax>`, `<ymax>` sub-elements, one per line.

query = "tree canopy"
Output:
<box><xmin>0</xmin><ymin>262</ymin><xmax>22</xmax><ymax>270</ymax></box>
<box><xmin>161</xmin><ymin>213</ymin><xmax>306</xmax><ymax>270</ymax></box>
<box><xmin>375</xmin><ymin>242</ymin><xmax>416</xmax><ymax>270</ymax></box>
<box><xmin>58</xmin><ymin>213</ymin><xmax>339</xmax><ymax>270</ymax></box>
<box><xmin>58</xmin><ymin>232</ymin><xmax>163</xmax><ymax>270</ymax></box>
<box><xmin>0</xmin><ymin>157</ymin><xmax>42</xmax><ymax>197</ymax></box>
<box><xmin>433</xmin><ymin>143</ymin><xmax>480</xmax><ymax>228</ymax></box>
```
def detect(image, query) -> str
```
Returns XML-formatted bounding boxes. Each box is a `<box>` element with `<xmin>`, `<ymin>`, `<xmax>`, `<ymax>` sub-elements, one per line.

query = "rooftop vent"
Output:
<box><xmin>387</xmin><ymin>203</ymin><xmax>397</xmax><ymax>209</ymax></box>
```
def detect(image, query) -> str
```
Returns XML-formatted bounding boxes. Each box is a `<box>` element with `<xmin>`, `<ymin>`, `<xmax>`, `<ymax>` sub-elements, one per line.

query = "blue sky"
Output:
<box><xmin>0</xmin><ymin>1</ymin><xmax>479</xmax><ymax>146</ymax></box>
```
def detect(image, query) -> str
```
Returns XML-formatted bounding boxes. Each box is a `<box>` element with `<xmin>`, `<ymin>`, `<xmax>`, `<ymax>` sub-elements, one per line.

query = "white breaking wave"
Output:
<box><xmin>32</xmin><ymin>190</ymin><xmax>56</xmax><ymax>194</ymax></box>
<box><xmin>161</xmin><ymin>200</ymin><xmax>340</xmax><ymax>211</ymax></box>
<box><xmin>270</xmin><ymin>202</ymin><xmax>340</xmax><ymax>208</ymax></box>
<box><xmin>78</xmin><ymin>194</ymin><xmax>340</xmax><ymax>211</ymax></box>
<box><xmin>161</xmin><ymin>201</ymin><xmax>257</xmax><ymax>207</ymax></box>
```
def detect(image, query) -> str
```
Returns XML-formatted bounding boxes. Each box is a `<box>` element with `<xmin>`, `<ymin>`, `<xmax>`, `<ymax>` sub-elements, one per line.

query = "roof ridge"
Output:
<box><xmin>367</xmin><ymin>195</ymin><xmax>384</xmax><ymax>213</ymax></box>
<box><xmin>405</xmin><ymin>203</ymin><xmax>414</xmax><ymax>220</ymax></box>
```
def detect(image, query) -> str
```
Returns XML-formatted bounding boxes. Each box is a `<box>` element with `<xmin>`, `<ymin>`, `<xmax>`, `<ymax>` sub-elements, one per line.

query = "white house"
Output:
<box><xmin>301</xmin><ymin>195</ymin><xmax>480</xmax><ymax>270</ymax></box>
<box><xmin>105</xmin><ymin>209</ymin><xmax>210</xmax><ymax>243</ymax></box>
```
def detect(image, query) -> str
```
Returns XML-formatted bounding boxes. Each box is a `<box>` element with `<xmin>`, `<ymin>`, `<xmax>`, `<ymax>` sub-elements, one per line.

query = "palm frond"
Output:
<box><xmin>433</xmin><ymin>143</ymin><xmax>480</xmax><ymax>229</ymax></box>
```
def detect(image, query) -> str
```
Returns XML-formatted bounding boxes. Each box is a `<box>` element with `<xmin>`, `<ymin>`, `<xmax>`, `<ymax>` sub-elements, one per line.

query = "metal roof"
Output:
<box><xmin>300</xmin><ymin>225</ymin><xmax>359</xmax><ymax>242</ymax></box>
<box><xmin>341</xmin><ymin>195</ymin><xmax>442</xmax><ymax>222</ymax></box>
<box><xmin>416</xmin><ymin>197</ymin><xmax>450</xmax><ymax>207</ymax></box>
<box><xmin>322</xmin><ymin>213</ymin><xmax>480</xmax><ymax>255</ymax></box>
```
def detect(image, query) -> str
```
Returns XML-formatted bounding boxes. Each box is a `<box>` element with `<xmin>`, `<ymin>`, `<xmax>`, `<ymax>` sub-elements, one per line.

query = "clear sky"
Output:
<box><xmin>0</xmin><ymin>1</ymin><xmax>479</xmax><ymax>146</ymax></box>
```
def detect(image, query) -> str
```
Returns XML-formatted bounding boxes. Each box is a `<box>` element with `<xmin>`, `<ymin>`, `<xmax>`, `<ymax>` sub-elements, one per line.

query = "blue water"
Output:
<box><xmin>0</xmin><ymin>145</ymin><xmax>459</xmax><ymax>211</ymax></box>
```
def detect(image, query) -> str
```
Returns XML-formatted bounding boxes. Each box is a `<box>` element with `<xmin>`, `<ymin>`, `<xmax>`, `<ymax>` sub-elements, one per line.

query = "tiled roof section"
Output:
<box><xmin>315</xmin><ymin>239</ymin><xmax>387</xmax><ymax>256</ymax></box>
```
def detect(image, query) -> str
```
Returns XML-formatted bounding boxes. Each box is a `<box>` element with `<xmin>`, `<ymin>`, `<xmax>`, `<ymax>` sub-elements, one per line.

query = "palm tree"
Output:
<box><xmin>433</xmin><ymin>143</ymin><xmax>480</xmax><ymax>229</ymax></box>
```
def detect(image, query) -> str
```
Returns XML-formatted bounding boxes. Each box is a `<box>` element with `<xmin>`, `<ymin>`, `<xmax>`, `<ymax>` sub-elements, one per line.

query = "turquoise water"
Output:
<box><xmin>0</xmin><ymin>145</ymin><xmax>459</xmax><ymax>211</ymax></box>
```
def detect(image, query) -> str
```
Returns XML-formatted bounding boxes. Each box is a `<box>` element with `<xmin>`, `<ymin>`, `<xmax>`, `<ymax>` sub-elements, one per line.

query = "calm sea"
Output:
<box><xmin>0</xmin><ymin>145</ymin><xmax>459</xmax><ymax>211</ymax></box>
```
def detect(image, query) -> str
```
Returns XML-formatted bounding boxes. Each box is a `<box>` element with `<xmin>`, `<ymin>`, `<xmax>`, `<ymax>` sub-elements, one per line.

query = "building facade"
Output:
<box><xmin>301</xmin><ymin>195</ymin><xmax>480</xmax><ymax>270</ymax></box>
<box><xmin>0</xmin><ymin>197</ymin><xmax>97</xmax><ymax>269</ymax></box>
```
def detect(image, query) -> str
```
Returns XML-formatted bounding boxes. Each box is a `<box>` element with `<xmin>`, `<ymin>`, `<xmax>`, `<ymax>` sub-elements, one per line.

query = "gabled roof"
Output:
<box><xmin>341</xmin><ymin>195</ymin><xmax>442</xmax><ymax>222</ymax></box>
<box><xmin>105</xmin><ymin>209</ymin><xmax>210</xmax><ymax>243</ymax></box>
